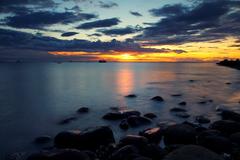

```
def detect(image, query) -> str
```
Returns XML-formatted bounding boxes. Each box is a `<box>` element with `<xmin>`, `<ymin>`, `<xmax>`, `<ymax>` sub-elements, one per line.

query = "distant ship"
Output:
<box><xmin>98</xmin><ymin>59</ymin><xmax>107</xmax><ymax>63</ymax></box>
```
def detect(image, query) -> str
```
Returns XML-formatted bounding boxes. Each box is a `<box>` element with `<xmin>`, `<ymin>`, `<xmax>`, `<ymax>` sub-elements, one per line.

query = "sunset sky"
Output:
<box><xmin>0</xmin><ymin>0</ymin><xmax>239</xmax><ymax>62</ymax></box>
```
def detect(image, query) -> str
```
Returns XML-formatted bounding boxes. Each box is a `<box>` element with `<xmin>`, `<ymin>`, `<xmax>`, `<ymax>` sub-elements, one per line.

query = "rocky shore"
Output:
<box><xmin>7</xmin><ymin>105</ymin><xmax>240</xmax><ymax>160</ymax></box>
<box><xmin>217</xmin><ymin>59</ymin><xmax>240</xmax><ymax>70</ymax></box>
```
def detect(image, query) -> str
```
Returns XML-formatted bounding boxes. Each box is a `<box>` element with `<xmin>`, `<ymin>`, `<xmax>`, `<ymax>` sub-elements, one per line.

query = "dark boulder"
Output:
<box><xmin>210</xmin><ymin>120</ymin><xmax>240</xmax><ymax>135</ymax></box>
<box><xmin>119</xmin><ymin>119</ymin><xmax>129</xmax><ymax>130</ymax></box>
<box><xmin>54</xmin><ymin>126</ymin><xmax>115</xmax><ymax>150</ymax></box>
<box><xmin>163</xmin><ymin>124</ymin><xmax>197</xmax><ymax>145</ymax></box>
<box><xmin>110</xmin><ymin>145</ymin><xmax>139</xmax><ymax>160</ymax></box>
<box><xmin>230</xmin><ymin>132</ymin><xmax>240</xmax><ymax>146</ymax></box>
<box><xmin>119</xmin><ymin>135</ymin><xmax>149</xmax><ymax>149</ymax></box>
<box><xmin>171</xmin><ymin>94</ymin><xmax>182</xmax><ymax>97</ymax></box>
<box><xmin>221</xmin><ymin>110</ymin><xmax>240</xmax><ymax>122</ymax></box>
<box><xmin>34</xmin><ymin>136</ymin><xmax>51</xmax><ymax>144</ymax></box>
<box><xmin>58</xmin><ymin>117</ymin><xmax>77</xmax><ymax>125</ymax></box>
<box><xmin>102</xmin><ymin>112</ymin><xmax>124</xmax><ymax>120</ymax></box>
<box><xmin>170</xmin><ymin>107</ymin><xmax>186</xmax><ymax>112</ymax></box>
<box><xmin>140</xmin><ymin>144</ymin><xmax>165</xmax><ymax>160</ymax></box>
<box><xmin>195</xmin><ymin>116</ymin><xmax>210</xmax><ymax>124</ymax></box>
<box><xmin>27</xmin><ymin>149</ymin><xmax>90</xmax><ymax>160</ymax></box>
<box><xmin>139</xmin><ymin>127</ymin><xmax>162</xmax><ymax>144</ymax></box>
<box><xmin>127</xmin><ymin>116</ymin><xmax>152</xmax><ymax>127</ymax></box>
<box><xmin>163</xmin><ymin>145</ymin><xmax>224</xmax><ymax>160</ymax></box>
<box><xmin>125</xmin><ymin>94</ymin><xmax>137</xmax><ymax>98</ymax></box>
<box><xmin>77</xmin><ymin>107</ymin><xmax>89</xmax><ymax>113</ymax></box>
<box><xmin>178</xmin><ymin>101</ymin><xmax>186</xmax><ymax>106</ymax></box>
<box><xmin>174</xmin><ymin>112</ymin><xmax>190</xmax><ymax>118</ymax></box>
<box><xmin>121</xmin><ymin>110</ymin><xmax>141</xmax><ymax>117</ymax></box>
<box><xmin>144</xmin><ymin>113</ymin><xmax>157</xmax><ymax>119</ymax></box>
<box><xmin>151</xmin><ymin>96</ymin><xmax>164</xmax><ymax>102</ymax></box>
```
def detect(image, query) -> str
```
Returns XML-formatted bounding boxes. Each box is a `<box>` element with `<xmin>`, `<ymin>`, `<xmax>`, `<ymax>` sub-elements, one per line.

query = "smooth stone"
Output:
<box><xmin>27</xmin><ymin>149</ymin><xmax>90</xmax><ymax>160</ymax></box>
<box><xmin>163</xmin><ymin>145</ymin><xmax>224</xmax><ymax>160</ymax></box>
<box><xmin>151</xmin><ymin>96</ymin><xmax>164</xmax><ymax>102</ymax></box>
<box><xmin>111</xmin><ymin>145</ymin><xmax>139</xmax><ymax>160</ymax></box>
<box><xmin>170</xmin><ymin>107</ymin><xmax>187</xmax><ymax>112</ymax></box>
<box><xmin>143</xmin><ymin>113</ymin><xmax>157</xmax><ymax>119</ymax></box>
<box><xmin>140</xmin><ymin>144</ymin><xmax>165</xmax><ymax>160</ymax></box>
<box><xmin>58</xmin><ymin>117</ymin><xmax>77</xmax><ymax>125</ymax></box>
<box><xmin>120</xmin><ymin>110</ymin><xmax>141</xmax><ymax>117</ymax></box>
<box><xmin>195</xmin><ymin>116</ymin><xmax>210</xmax><ymax>124</ymax></box>
<box><xmin>198</xmin><ymin>130</ymin><xmax>232</xmax><ymax>153</ymax></box>
<box><xmin>171</xmin><ymin>94</ymin><xmax>182</xmax><ymax>97</ymax></box>
<box><xmin>34</xmin><ymin>136</ymin><xmax>51</xmax><ymax>144</ymax></box>
<box><xmin>221</xmin><ymin>110</ymin><xmax>240</xmax><ymax>122</ymax></box>
<box><xmin>178</xmin><ymin>101</ymin><xmax>186</xmax><ymax>106</ymax></box>
<box><xmin>125</xmin><ymin>94</ymin><xmax>137</xmax><ymax>98</ymax></box>
<box><xmin>230</xmin><ymin>132</ymin><xmax>240</xmax><ymax>146</ymax></box>
<box><xmin>163</xmin><ymin>124</ymin><xmax>197</xmax><ymax>145</ymax></box>
<box><xmin>119</xmin><ymin>119</ymin><xmax>129</xmax><ymax>130</ymax></box>
<box><xmin>119</xmin><ymin>135</ymin><xmax>149</xmax><ymax>148</ymax></box>
<box><xmin>139</xmin><ymin>127</ymin><xmax>162</xmax><ymax>144</ymax></box>
<box><xmin>198</xmin><ymin>101</ymin><xmax>207</xmax><ymax>104</ymax></box>
<box><xmin>189</xmin><ymin>80</ymin><xmax>195</xmax><ymax>82</ymax></box>
<box><xmin>102</xmin><ymin>112</ymin><xmax>124</xmax><ymax>120</ymax></box>
<box><xmin>210</xmin><ymin>120</ymin><xmax>240</xmax><ymax>135</ymax></box>
<box><xmin>127</xmin><ymin>115</ymin><xmax>152</xmax><ymax>127</ymax></box>
<box><xmin>54</xmin><ymin>126</ymin><xmax>115</xmax><ymax>150</ymax></box>
<box><xmin>174</xmin><ymin>112</ymin><xmax>190</xmax><ymax>118</ymax></box>
<box><xmin>77</xmin><ymin>107</ymin><xmax>89</xmax><ymax>113</ymax></box>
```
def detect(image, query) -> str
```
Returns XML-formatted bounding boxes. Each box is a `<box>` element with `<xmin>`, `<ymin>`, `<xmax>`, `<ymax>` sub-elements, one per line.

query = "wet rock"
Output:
<box><xmin>34</xmin><ymin>136</ymin><xmax>51</xmax><ymax>144</ymax></box>
<box><xmin>119</xmin><ymin>135</ymin><xmax>149</xmax><ymax>148</ymax></box>
<box><xmin>111</xmin><ymin>145</ymin><xmax>139</xmax><ymax>160</ymax></box>
<box><xmin>230</xmin><ymin>132</ymin><xmax>240</xmax><ymax>146</ymax></box>
<box><xmin>121</xmin><ymin>110</ymin><xmax>141</xmax><ymax>117</ymax></box>
<box><xmin>144</xmin><ymin>113</ymin><xmax>157</xmax><ymax>119</ymax></box>
<box><xmin>221</xmin><ymin>110</ymin><xmax>240</xmax><ymax>122</ymax></box>
<box><xmin>170</xmin><ymin>107</ymin><xmax>187</xmax><ymax>112</ymax></box>
<box><xmin>77</xmin><ymin>107</ymin><xmax>89</xmax><ymax>113</ymax></box>
<box><xmin>198</xmin><ymin>101</ymin><xmax>207</xmax><ymax>104</ymax></box>
<box><xmin>127</xmin><ymin>115</ymin><xmax>152</xmax><ymax>127</ymax></box>
<box><xmin>226</xmin><ymin>82</ymin><xmax>232</xmax><ymax>85</ymax></box>
<box><xmin>163</xmin><ymin>124</ymin><xmax>197</xmax><ymax>145</ymax></box>
<box><xmin>178</xmin><ymin>101</ymin><xmax>186</xmax><ymax>106</ymax></box>
<box><xmin>151</xmin><ymin>96</ymin><xmax>164</xmax><ymax>102</ymax></box>
<box><xmin>157</xmin><ymin>120</ymin><xmax>177</xmax><ymax>130</ymax></box>
<box><xmin>171</xmin><ymin>94</ymin><xmax>182</xmax><ymax>97</ymax></box>
<box><xmin>174</xmin><ymin>112</ymin><xmax>190</xmax><ymax>118</ymax></box>
<box><xmin>58</xmin><ymin>117</ymin><xmax>77</xmax><ymax>125</ymax></box>
<box><xmin>102</xmin><ymin>112</ymin><xmax>124</xmax><ymax>120</ymax></box>
<box><xmin>119</xmin><ymin>119</ymin><xmax>129</xmax><ymax>130</ymax></box>
<box><xmin>54</xmin><ymin>126</ymin><xmax>115</xmax><ymax>150</ymax></box>
<box><xmin>163</xmin><ymin>145</ymin><xmax>224</xmax><ymax>160</ymax></box>
<box><xmin>210</xmin><ymin>120</ymin><xmax>240</xmax><ymax>135</ymax></box>
<box><xmin>198</xmin><ymin>130</ymin><xmax>232</xmax><ymax>153</ymax></box>
<box><xmin>125</xmin><ymin>94</ymin><xmax>137</xmax><ymax>98</ymax></box>
<box><xmin>196</xmin><ymin>116</ymin><xmax>210</xmax><ymax>124</ymax></box>
<box><xmin>189</xmin><ymin>80</ymin><xmax>195</xmax><ymax>82</ymax></box>
<box><xmin>140</xmin><ymin>144</ymin><xmax>165</xmax><ymax>160</ymax></box>
<box><xmin>27</xmin><ymin>149</ymin><xmax>90</xmax><ymax>160</ymax></box>
<box><xmin>139</xmin><ymin>127</ymin><xmax>162</xmax><ymax>144</ymax></box>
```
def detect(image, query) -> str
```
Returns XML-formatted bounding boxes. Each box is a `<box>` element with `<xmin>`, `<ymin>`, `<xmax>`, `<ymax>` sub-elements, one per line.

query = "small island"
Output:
<box><xmin>217</xmin><ymin>59</ymin><xmax>240</xmax><ymax>70</ymax></box>
<box><xmin>98</xmin><ymin>59</ymin><xmax>107</xmax><ymax>63</ymax></box>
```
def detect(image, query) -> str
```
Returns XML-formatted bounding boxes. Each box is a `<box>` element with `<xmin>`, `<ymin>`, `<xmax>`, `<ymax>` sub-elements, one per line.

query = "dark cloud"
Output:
<box><xmin>88</xmin><ymin>33</ymin><xmax>102</xmax><ymax>37</ymax></box>
<box><xmin>98</xmin><ymin>26</ymin><xmax>142</xmax><ymax>36</ymax></box>
<box><xmin>130</xmin><ymin>11</ymin><xmax>143</xmax><ymax>17</ymax></box>
<box><xmin>0</xmin><ymin>28</ymin><xmax>186</xmax><ymax>59</ymax></box>
<box><xmin>98</xmin><ymin>1</ymin><xmax>118</xmax><ymax>8</ymax></box>
<box><xmin>137</xmin><ymin>0</ymin><xmax>240</xmax><ymax>45</ymax></box>
<box><xmin>76</xmin><ymin>18</ymin><xmax>121</xmax><ymax>29</ymax></box>
<box><xmin>61</xmin><ymin>32</ymin><xmax>79</xmax><ymax>37</ymax></box>
<box><xmin>3</xmin><ymin>11</ymin><xmax>98</xmax><ymax>29</ymax></box>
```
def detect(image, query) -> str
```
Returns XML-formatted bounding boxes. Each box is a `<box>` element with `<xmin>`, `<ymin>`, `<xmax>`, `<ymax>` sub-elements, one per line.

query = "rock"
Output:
<box><xmin>210</xmin><ymin>120</ymin><xmax>240</xmax><ymax>135</ymax></box>
<box><xmin>198</xmin><ymin>101</ymin><xmax>207</xmax><ymax>104</ymax></box>
<box><xmin>174</xmin><ymin>112</ymin><xmax>190</xmax><ymax>118</ymax></box>
<box><xmin>195</xmin><ymin>116</ymin><xmax>210</xmax><ymax>124</ymax></box>
<box><xmin>151</xmin><ymin>96</ymin><xmax>164</xmax><ymax>102</ymax></box>
<box><xmin>102</xmin><ymin>112</ymin><xmax>124</xmax><ymax>120</ymax></box>
<box><xmin>163</xmin><ymin>124</ymin><xmax>197</xmax><ymax>145</ymax></box>
<box><xmin>163</xmin><ymin>145</ymin><xmax>224</xmax><ymax>160</ymax></box>
<box><xmin>140</xmin><ymin>144</ymin><xmax>165</xmax><ymax>160</ymax></box>
<box><xmin>170</xmin><ymin>107</ymin><xmax>187</xmax><ymax>112</ymax></box>
<box><xmin>226</xmin><ymin>82</ymin><xmax>232</xmax><ymax>85</ymax></box>
<box><xmin>77</xmin><ymin>107</ymin><xmax>89</xmax><ymax>113</ymax></box>
<box><xmin>178</xmin><ymin>101</ymin><xmax>186</xmax><ymax>106</ymax></box>
<box><xmin>7</xmin><ymin>152</ymin><xmax>28</xmax><ymax>160</ymax></box>
<box><xmin>54</xmin><ymin>126</ymin><xmax>115</xmax><ymax>150</ymax></box>
<box><xmin>111</xmin><ymin>145</ymin><xmax>139</xmax><ymax>160</ymax></box>
<box><xmin>230</xmin><ymin>132</ymin><xmax>240</xmax><ymax>146</ymax></box>
<box><xmin>189</xmin><ymin>80</ymin><xmax>195</xmax><ymax>82</ymax></box>
<box><xmin>127</xmin><ymin>115</ymin><xmax>152</xmax><ymax>127</ymax></box>
<box><xmin>119</xmin><ymin>119</ymin><xmax>129</xmax><ymax>130</ymax></box>
<box><xmin>198</xmin><ymin>130</ymin><xmax>232</xmax><ymax>153</ymax></box>
<box><xmin>144</xmin><ymin>113</ymin><xmax>157</xmax><ymax>119</ymax></box>
<box><xmin>119</xmin><ymin>135</ymin><xmax>149</xmax><ymax>148</ymax></box>
<box><xmin>221</xmin><ymin>110</ymin><xmax>240</xmax><ymax>122</ymax></box>
<box><xmin>125</xmin><ymin>94</ymin><xmax>137</xmax><ymax>98</ymax></box>
<box><xmin>139</xmin><ymin>127</ymin><xmax>162</xmax><ymax>144</ymax></box>
<box><xmin>120</xmin><ymin>110</ymin><xmax>141</xmax><ymax>117</ymax></box>
<box><xmin>34</xmin><ymin>136</ymin><xmax>51</xmax><ymax>144</ymax></box>
<box><xmin>171</xmin><ymin>94</ymin><xmax>182</xmax><ymax>97</ymax></box>
<box><xmin>109</xmin><ymin>107</ymin><xmax>119</xmax><ymax>111</ymax></box>
<box><xmin>58</xmin><ymin>117</ymin><xmax>77</xmax><ymax>125</ymax></box>
<box><xmin>27</xmin><ymin>149</ymin><xmax>90</xmax><ymax>160</ymax></box>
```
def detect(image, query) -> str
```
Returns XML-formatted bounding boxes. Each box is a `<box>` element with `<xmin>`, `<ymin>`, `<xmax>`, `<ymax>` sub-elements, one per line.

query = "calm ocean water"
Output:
<box><xmin>0</xmin><ymin>62</ymin><xmax>240</xmax><ymax>158</ymax></box>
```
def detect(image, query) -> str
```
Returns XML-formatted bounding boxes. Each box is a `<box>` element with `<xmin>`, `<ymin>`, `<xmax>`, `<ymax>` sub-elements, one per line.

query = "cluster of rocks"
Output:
<box><xmin>11</xmin><ymin>108</ymin><xmax>240</xmax><ymax>160</ymax></box>
<box><xmin>217</xmin><ymin>59</ymin><xmax>240</xmax><ymax>70</ymax></box>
